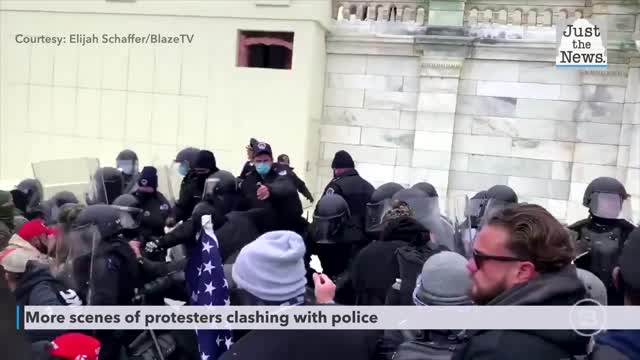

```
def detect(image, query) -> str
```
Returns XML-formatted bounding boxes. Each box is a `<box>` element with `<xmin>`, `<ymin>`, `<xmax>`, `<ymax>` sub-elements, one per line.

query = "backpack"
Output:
<box><xmin>392</xmin><ymin>334</ymin><xmax>466</xmax><ymax>360</ymax></box>
<box><xmin>391</xmin><ymin>243</ymin><xmax>442</xmax><ymax>305</ymax></box>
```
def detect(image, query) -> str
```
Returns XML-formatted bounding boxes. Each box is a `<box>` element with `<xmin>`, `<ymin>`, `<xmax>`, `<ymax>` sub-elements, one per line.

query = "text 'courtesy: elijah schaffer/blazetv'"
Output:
<box><xmin>14</xmin><ymin>33</ymin><xmax>195</xmax><ymax>46</ymax></box>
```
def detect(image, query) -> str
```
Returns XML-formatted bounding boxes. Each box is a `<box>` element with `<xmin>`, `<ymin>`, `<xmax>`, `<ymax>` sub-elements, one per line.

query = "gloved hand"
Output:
<box><xmin>144</xmin><ymin>239</ymin><xmax>162</xmax><ymax>255</ymax></box>
<box><xmin>165</xmin><ymin>217</ymin><xmax>176</xmax><ymax>228</ymax></box>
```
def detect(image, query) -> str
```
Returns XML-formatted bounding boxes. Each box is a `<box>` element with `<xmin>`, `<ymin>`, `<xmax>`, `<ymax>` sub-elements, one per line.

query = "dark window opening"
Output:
<box><xmin>237</xmin><ymin>31</ymin><xmax>294</xmax><ymax>70</ymax></box>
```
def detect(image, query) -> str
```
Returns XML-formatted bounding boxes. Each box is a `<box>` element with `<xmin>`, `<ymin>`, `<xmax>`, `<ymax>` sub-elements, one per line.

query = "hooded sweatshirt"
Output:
<box><xmin>452</xmin><ymin>265</ymin><xmax>590</xmax><ymax>360</ymax></box>
<box><xmin>6</xmin><ymin>234</ymin><xmax>51</xmax><ymax>265</ymax></box>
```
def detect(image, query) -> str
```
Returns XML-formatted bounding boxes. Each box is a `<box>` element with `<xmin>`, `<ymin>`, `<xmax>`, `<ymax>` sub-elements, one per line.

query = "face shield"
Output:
<box><xmin>58</xmin><ymin>224</ymin><xmax>101</xmax><ymax>304</ymax></box>
<box><xmin>403</xmin><ymin>196</ymin><xmax>454</xmax><ymax>251</ymax></box>
<box><xmin>312</xmin><ymin>212</ymin><xmax>347</xmax><ymax>244</ymax></box>
<box><xmin>202</xmin><ymin>178</ymin><xmax>221</xmax><ymax>202</ymax></box>
<box><xmin>117</xmin><ymin>160</ymin><xmax>138</xmax><ymax>176</ymax></box>
<box><xmin>365</xmin><ymin>199</ymin><xmax>393</xmax><ymax>233</ymax></box>
<box><xmin>589</xmin><ymin>192</ymin><xmax>625</xmax><ymax>219</ymax></box>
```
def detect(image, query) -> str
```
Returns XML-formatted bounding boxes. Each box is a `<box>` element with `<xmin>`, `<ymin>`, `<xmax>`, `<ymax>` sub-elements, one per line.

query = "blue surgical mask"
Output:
<box><xmin>255</xmin><ymin>162</ymin><xmax>271</xmax><ymax>176</ymax></box>
<box><xmin>178</xmin><ymin>163</ymin><xmax>189</xmax><ymax>176</ymax></box>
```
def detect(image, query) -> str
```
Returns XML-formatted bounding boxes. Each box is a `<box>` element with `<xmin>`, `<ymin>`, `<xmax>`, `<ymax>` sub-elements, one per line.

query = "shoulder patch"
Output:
<box><xmin>160</xmin><ymin>204</ymin><xmax>169</xmax><ymax>211</ymax></box>
<box><xmin>278</xmin><ymin>170</ymin><xmax>287</xmax><ymax>176</ymax></box>
<box><xmin>326</xmin><ymin>188</ymin><xmax>335</xmax><ymax>195</ymax></box>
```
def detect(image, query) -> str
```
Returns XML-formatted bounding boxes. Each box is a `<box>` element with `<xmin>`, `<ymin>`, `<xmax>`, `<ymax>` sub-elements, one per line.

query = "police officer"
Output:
<box><xmin>174</xmin><ymin>147</ymin><xmax>200</xmax><ymax>177</ymax></box>
<box><xmin>323</xmin><ymin>150</ymin><xmax>375</xmax><ymax>232</ymax></box>
<box><xmin>277</xmin><ymin>154</ymin><xmax>314</xmax><ymax>203</ymax></box>
<box><xmin>311</xmin><ymin>194</ymin><xmax>366</xmax><ymax>280</ymax></box>
<box><xmin>41</xmin><ymin>191</ymin><xmax>79</xmax><ymax>226</ymax></box>
<box><xmin>65</xmin><ymin>204</ymin><xmax>142</xmax><ymax>359</ymax></box>
<box><xmin>411</xmin><ymin>182</ymin><xmax>438</xmax><ymax>198</ymax></box>
<box><xmin>15</xmin><ymin>179</ymin><xmax>45</xmax><ymax>220</ymax></box>
<box><xmin>240</xmin><ymin>141</ymin><xmax>304</xmax><ymax>234</ymax></box>
<box><xmin>171</xmin><ymin>150</ymin><xmax>219</xmax><ymax>224</ymax></box>
<box><xmin>86</xmin><ymin>167</ymin><xmax>124</xmax><ymax>205</ymax></box>
<box><xmin>239</xmin><ymin>138</ymin><xmax>259</xmax><ymax>180</ymax></box>
<box><xmin>365</xmin><ymin>182</ymin><xmax>404</xmax><ymax>239</ymax></box>
<box><xmin>570</xmin><ymin>177</ymin><xmax>636</xmax><ymax>305</ymax></box>
<box><xmin>454</xmin><ymin>190</ymin><xmax>488</xmax><ymax>257</ymax></box>
<box><xmin>116</xmin><ymin>149</ymin><xmax>140</xmax><ymax>194</ymax></box>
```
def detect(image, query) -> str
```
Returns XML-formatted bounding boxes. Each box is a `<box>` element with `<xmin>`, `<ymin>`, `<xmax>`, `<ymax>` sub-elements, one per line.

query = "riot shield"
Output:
<box><xmin>478</xmin><ymin>198</ymin><xmax>511</xmax><ymax>229</ymax></box>
<box><xmin>155</xmin><ymin>165</ymin><xmax>176</xmax><ymax>206</ymax></box>
<box><xmin>451</xmin><ymin>195</ymin><xmax>476</xmax><ymax>258</ymax></box>
<box><xmin>32</xmin><ymin>158</ymin><xmax>99</xmax><ymax>205</ymax></box>
<box><xmin>57</xmin><ymin>224</ymin><xmax>101</xmax><ymax>305</ymax></box>
<box><xmin>87</xmin><ymin>167</ymin><xmax>124</xmax><ymax>205</ymax></box>
<box><xmin>401</xmin><ymin>196</ymin><xmax>454</xmax><ymax>251</ymax></box>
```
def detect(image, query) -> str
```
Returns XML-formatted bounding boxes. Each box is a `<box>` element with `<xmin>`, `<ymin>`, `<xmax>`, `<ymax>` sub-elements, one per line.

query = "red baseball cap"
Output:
<box><xmin>48</xmin><ymin>333</ymin><xmax>100</xmax><ymax>360</ymax></box>
<box><xmin>16</xmin><ymin>220</ymin><xmax>59</xmax><ymax>242</ymax></box>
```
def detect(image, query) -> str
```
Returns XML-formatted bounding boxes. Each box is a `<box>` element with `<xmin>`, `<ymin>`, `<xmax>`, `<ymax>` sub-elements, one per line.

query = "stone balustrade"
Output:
<box><xmin>334</xmin><ymin>2</ymin><xmax>429</xmax><ymax>24</ymax></box>
<box><xmin>465</xmin><ymin>6</ymin><xmax>590</xmax><ymax>27</ymax></box>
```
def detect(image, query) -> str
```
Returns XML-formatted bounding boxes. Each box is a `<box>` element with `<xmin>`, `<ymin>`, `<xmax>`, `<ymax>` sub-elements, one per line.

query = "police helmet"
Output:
<box><xmin>116</xmin><ymin>149</ymin><xmax>138</xmax><ymax>162</ymax></box>
<box><xmin>583</xmin><ymin>177</ymin><xmax>628</xmax><ymax>207</ymax></box>
<box><xmin>411</xmin><ymin>182</ymin><xmax>438</xmax><ymax>198</ymax></box>
<box><xmin>313</xmin><ymin>194</ymin><xmax>350</xmax><ymax>244</ymax></box>
<box><xmin>73</xmin><ymin>204</ymin><xmax>138</xmax><ymax>239</ymax></box>
<box><xmin>486</xmin><ymin>185</ymin><xmax>518</xmax><ymax>204</ymax></box>
<box><xmin>50</xmin><ymin>191</ymin><xmax>79</xmax><ymax>207</ymax></box>
<box><xmin>112</xmin><ymin>194</ymin><xmax>140</xmax><ymax>209</ymax></box>
<box><xmin>175</xmin><ymin>147</ymin><xmax>200</xmax><ymax>165</ymax></box>
<box><xmin>202</xmin><ymin>170</ymin><xmax>238</xmax><ymax>201</ymax></box>
<box><xmin>370</xmin><ymin>183</ymin><xmax>404</xmax><ymax>203</ymax></box>
<box><xmin>16</xmin><ymin>178</ymin><xmax>44</xmax><ymax>207</ymax></box>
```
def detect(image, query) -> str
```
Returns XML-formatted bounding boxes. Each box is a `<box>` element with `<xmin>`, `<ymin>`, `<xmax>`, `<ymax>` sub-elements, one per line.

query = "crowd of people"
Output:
<box><xmin>0</xmin><ymin>137</ymin><xmax>639</xmax><ymax>360</ymax></box>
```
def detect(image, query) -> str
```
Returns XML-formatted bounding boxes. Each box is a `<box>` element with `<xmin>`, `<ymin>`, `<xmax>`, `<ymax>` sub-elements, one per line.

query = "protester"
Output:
<box><xmin>0</xmin><ymin>190</ymin><xmax>15</xmax><ymax>248</ymax></box>
<box><xmin>222</xmin><ymin>230</ymin><xmax>377</xmax><ymax>360</ymax></box>
<box><xmin>239</xmin><ymin>138</ymin><xmax>259</xmax><ymax>180</ymax></box>
<box><xmin>590</xmin><ymin>227</ymin><xmax>640</xmax><ymax>360</ymax></box>
<box><xmin>378</xmin><ymin>251</ymin><xmax>472</xmax><ymax>360</ymax></box>
<box><xmin>4</xmin><ymin>220</ymin><xmax>58</xmax><ymax>264</ymax></box>
<box><xmin>276</xmin><ymin>154</ymin><xmax>314</xmax><ymax>203</ymax></box>
<box><xmin>32</xmin><ymin>332</ymin><xmax>101</xmax><ymax>360</ymax></box>
<box><xmin>453</xmin><ymin>204</ymin><xmax>589</xmax><ymax>360</ymax></box>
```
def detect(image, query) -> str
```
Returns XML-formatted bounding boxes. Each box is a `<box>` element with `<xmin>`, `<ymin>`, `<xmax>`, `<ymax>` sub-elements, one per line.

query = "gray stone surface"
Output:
<box><xmin>449</xmin><ymin>171</ymin><xmax>508</xmax><ymax>191</ymax></box>
<box><xmin>322</xmin><ymin>142</ymin><xmax>397</xmax><ymax>165</ymax></box>
<box><xmin>396</xmin><ymin>148</ymin><xmax>413</xmax><ymax>166</ymax></box>
<box><xmin>409</xmin><ymin>168</ymin><xmax>451</xmax><ymax>189</ymax></box>
<box><xmin>453</xmin><ymin>115</ymin><xmax>473</xmax><ymax>134</ymax></box>
<box><xmin>416</xmin><ymin>112</ymin><xmax>455</xmax><ymax>132</ymax></box>
<box><xmin>552</xmin><ymin>161</ymin><xmax>571</xmax><ymax>181</ymax></box>
<box><xmin>420</xmin><ymin>78</ymin><xmax>459</xmax><ymax>94</ymax></box>
<box><xmin>324</xmin><ymin>107</ymin><xmax>400</xmax><ymax>129</ymax></box>
<box><xmin>477</xmin><ymin>81</ymin><xmax>561</xmax><ymax>100</ymax></box>
<box><xmin>320</xmin><ymin>124</ymin><xmax>361</xmax><ymax>144</ymax></box>
<box><xmin>418</xmin><ymin>93</ymin><xmax>458</xmax><ymax>113</ymax></box>
<box><xmin>458</xmin><ymin>80</ymin><xmax>477</xmax><ymax>95</ymax></box>
<box><xmin>399</xmin><ymin>111</ymin><xmax>417</xmax><ymax>130</ymax></box>
<box><xmin>623</xmin><ymin>103</ymin><xmax>640</xmax><ymax>125</ymax></box>
<box><xmin>511</xmin><ymin>139</ymin><xmax>574</xmax><ymax>162</ymax></box>
<box><xmin>403</xmin><ymin>77</ymin><xmax>420</xmax><ymax>92</ymax></box>
<box><xmin>366</xmin><ymin>56</ymin><xmax>420</xmax><ymax>76</ymax></box>
<box><xmin>467</xmin><ymin>154</ymin><xmax>553</xmax><ymax>179</ymax></box>
<box><xmin>626</xmin><ymin>68</ymin><xmax>640</xmax><ymax>103</ymax></box>
<box><xmin>327</xmin><ymin>54</ymin><xmax>367</xmax><ymax>74</ymax></box>
<box><xmin>461</xmin><ymin>60</ymin><xmax>519</xmax><ymax>81</ymax></box>
<box><xmin>508</xmin><ymin>176</ymin><xmax>571</xmax><ymax>200</ymax></box>
<box><xmin>411</xmin><ymin>150</ymin><xmax>452</xmax><ymax>170</ymax></box>
<box><xmin>327</xmin><ymin>74</ymin><xmax>404</xmax><ymax>91</ymax></box>
<box><xmin>515</xmin><ymin>99</ymin><xmax>577</xmax><ymax>121</ymax></box>
<box><xmin>360</xmin><ymin>127</ymin><xmax>415</xmax><ymax>148</ymax></box>
<box><xmin>518</xmin><ymin>62</ymin><xmax>581</xmax><ymax>85</ymax></box>
<box><xmin>457</xmin><ymin>95</ymin><xmax>517</xmax><ymax>117</ymax></box>
<box><xmin>576</xmin><ymin>122</ymin><xmax>621</xmax><ymax>145</ymax></box>
<box><xmin>571</xmin><ymin>163</ymin><xmax>620</xmax><ymax>184</ymax></box>
<box><xmin>365</xmin><ymin>90</ymin><xmax>418</xmax><ymax>111</ymax></box>
<box><xmin>453</xmin><ymin>134</ymin><xmax>512</xmax><ymax>157</ymax></box>
<box><xmin>415</xmin><ymin>130</ymin><xmax>454</xmax><ymax>152</ymax></box>
<box><xmin>574</xmin><ymin>102</ymin><xmax>624</xmax><ymax>124</ymax></box>
<box><xmin>573</xmin><ymin>143</ymin><xmax>619</xmax><ymax>166</ymax></box>
<box><xmin>451</xmin><ymin>152</ymin><xmax>469</xmax><ymax>171</ymax></box>
<box><xmin>325</xmin><ymin>88</ymin><xmax>365</xmax><ymax>107</ymax></box>
<box><xmin>471</xmin><ymin>116</ymin><xmax>569</xmax><ymax>141</ymax></box>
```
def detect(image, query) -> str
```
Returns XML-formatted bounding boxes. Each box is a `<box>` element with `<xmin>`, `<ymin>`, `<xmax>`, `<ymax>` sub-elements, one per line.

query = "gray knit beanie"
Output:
<box><xmin>413</xmin><ymin>251</ymin><xmax>472</xmax><ymax>306</ymax></box>
<box><xmin>232</xmin><ymin>230</ymin><xmax>307</xmax><ymax>302</ymax></box>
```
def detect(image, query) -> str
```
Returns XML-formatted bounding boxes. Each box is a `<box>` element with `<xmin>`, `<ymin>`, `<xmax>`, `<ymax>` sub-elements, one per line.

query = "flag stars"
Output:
<box><xmin>201</xmin><ymin>352</ymin><xmax>209</xmax><ymax>360</ymax></box>
<box><xmin>202</xmin><ymin>241</ymin><xmax>213</xmax><ymax>253</ymax></box>
<box><xmin>225</xmin><ymin>337</ymin><xmax>233</xmax><ymax>350</ymax></box>
<box><xmin>203</xmin><ymin>261</ymin><xmax>215</xmax><ymax>274</ymax></box>
<box><xmin>204</xmin><ymin>282</ymin><xmax>216</xmax><ymax>296</ymax></box>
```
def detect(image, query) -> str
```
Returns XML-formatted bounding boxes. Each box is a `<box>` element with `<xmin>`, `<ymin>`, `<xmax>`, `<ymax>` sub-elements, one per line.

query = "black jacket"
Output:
<box><xmin>280</xmin><ymin>164</ymin><xmax>314</xmax><ymax>201</ymax></box>
<box><xmin>134</xmin><ymin>191</ymin><xmax>172</xmax><ymax>238</ymax></box>
<box><xmin>323</xmin><ymin>169</ymin><xmax>374</xmax><ymax>230</ymax></box>
<box><xmin>240</xmin><ymin>164</ymin><xmax>304</xmax><ymax>233</ymax></box>
<box><xmin>174</xmin><ymin>172</ymin><xmax>210</xmax><ymax>222</ymax></box>
<box><xmin>452</xmin><ymin>266</ymin><xmax>589</xmax><ymax>360</ymax></box>
<box><xmin>14</xmin><ymin>262</ymin><xmax>67</xmax><ymax>343</ymax></box>
<box><xmin>238</xmin><ymin>161</ymin><xmax>253</xmax><ymax>180</ymax></box>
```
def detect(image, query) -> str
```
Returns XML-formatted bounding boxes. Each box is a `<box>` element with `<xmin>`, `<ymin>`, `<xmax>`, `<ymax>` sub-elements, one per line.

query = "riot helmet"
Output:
<box><xmin>583</xmin><ymin>177</ymin><xmax>629</xmax><ymax>219</ymax></box>
<box><xmin>411</xmin><ymin>182</ymin><xmax>438</xmax><ymax>198</ymax></box>
<box><xmin>174</xmin><ymin>147</ymin><xmax>200</xmax><ymax>176</ymax></box>
<box><xmin>48</xmin><ymin>191</ymin><xmax>79</xmax><ymax>225</ymax></box>
<box><xmin>72</xmin><ymin>204</ymin><xmax>139</xmax><ymax>239</ymax></box>
<box><xmin>87</xmin><ymin>167</ymin><xmax>124</xmax><ymax>205</ymax></box>
<box><xmin>312</xmin><ymin>194</ymin><xmax>350</xmax><ymax>244</ymax></box>
<box><xmin>202</xmin><ymin>170</ymin><xmax>238</xmax><ymax>202</ymax></box>
<box><xmin>366</xmin><ymin>182</ymin><xmax>404</xmax><ymax>233</ymax></box>
<box><xmin>116</xmin><ymin>149</ymin><xmax>139</xmax><ymax>176</ymax></box>
<box><xmin>16</xmin><ymin>178</ymin><xmax>43</xmax><ymax>211</ymax></box>
<box><xmin>465</xmin><ymin>191</ymin><xmax>488</xmax><ymax>219</ymax></box>
<box><xmin>486</xmin><ymin>185</ymin><xmax>518</xmax><ymax>204</ymax></box>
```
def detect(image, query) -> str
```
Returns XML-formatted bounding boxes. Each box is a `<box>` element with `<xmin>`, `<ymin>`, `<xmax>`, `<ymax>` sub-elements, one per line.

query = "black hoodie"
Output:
<box><xmin>452</xmin><ymin>266</ymin><xmax>590</xmax><ymax>360</ymax></box>
<box><xmin>14</xmin><ymin>262</ymin><xmax>68</xmax><ymax>343</ymax></box>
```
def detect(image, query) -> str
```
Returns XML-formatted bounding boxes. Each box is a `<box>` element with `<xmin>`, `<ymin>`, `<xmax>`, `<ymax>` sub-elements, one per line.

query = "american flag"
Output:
<box><xmin>185</xmin><ymin>215</ymin><xmax>233</xmax><ymax>360</ymax></box>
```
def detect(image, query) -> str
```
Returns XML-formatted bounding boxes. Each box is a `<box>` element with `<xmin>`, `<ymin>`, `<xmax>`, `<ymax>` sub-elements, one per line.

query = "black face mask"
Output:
<box><xmin>136</xmin><ymin>191</ymin><xmax>154</xmax><ymax>199</ymax></box>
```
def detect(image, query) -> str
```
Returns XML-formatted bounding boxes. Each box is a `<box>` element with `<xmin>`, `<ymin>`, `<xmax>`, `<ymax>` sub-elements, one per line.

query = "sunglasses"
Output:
<box><xmin>472</xmin><ymin>249</ymin><xmax>529</xmax><ymax>269</ymax></box>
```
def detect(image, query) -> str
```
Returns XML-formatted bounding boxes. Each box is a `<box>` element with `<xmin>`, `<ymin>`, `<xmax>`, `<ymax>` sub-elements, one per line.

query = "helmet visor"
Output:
<box><xmin>590</xmin><ymin>192</ymin><xmax>623</xmax><ymax>219</ymax></box>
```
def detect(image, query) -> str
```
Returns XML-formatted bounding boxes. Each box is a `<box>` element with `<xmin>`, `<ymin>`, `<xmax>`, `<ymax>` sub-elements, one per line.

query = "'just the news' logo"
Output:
<box><xmin>556</xmin><ymin>18</ymin><xmax>608</xmax><ymax>68</ymax></box>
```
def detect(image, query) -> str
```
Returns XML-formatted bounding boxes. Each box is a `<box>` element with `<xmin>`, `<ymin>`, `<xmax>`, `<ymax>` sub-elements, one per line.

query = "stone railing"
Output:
<box><xmin>334</xmin><ymin>2</ymin><xmax>428</xmax><ymax>25</ymax></box>
<box><xmin>465</xmin><ymin>7</ymin><xmax>591</xmax><ymax>27</ymax></box>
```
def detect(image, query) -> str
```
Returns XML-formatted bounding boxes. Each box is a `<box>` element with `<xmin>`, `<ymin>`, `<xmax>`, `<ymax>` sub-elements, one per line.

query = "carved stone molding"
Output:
<box><xmin>420</xmin><ymin>58</ymin><xmax>465</xmax><ymax>77</ymax></box>
<box><xmin>580</xmin><ymin>69</ymin><xmax>629</xmax><ymax>78</ymax></box>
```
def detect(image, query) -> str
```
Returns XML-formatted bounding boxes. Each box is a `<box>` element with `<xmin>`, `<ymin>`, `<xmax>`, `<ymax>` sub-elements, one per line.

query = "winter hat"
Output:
<box><xmin>138</xmin><ymin>166</ymin><xmax>158</xmax><ymax>189</ymax></box>
<box><xmin>0</xmin><ymin>247</ymin><xmax>40</xmax><ymax>273</ymax></box>
<box><xmin>577</xmin><ymin>268</ymin><xmax>608</xmax><ymax>305</ymax></box>
<box><xmin>413</xmin><ymin>251</ymin><xmax>472</xmax><ymax>306</ymax></box>
<box><xmin>331</xmin><ymin>150</ymin><xmax>355</xmax><ymax>169</ymax></box>
<box><xmin>48</xmin><ymin>333</ymin><xmax>101</xmax><ymax>360</ymax></box>
<box><xmin>232</xmin><ymin>230</ymin><xmax>307</xmax><ymax>302</ymax></box>
<box><xmin>252</xmin><ymin>142</ymin><xmax>273</xmax><ymax>158</ymax></box>
<box><xmin>382</xmin><ymin>201</ymin><xmax>413</xmax><ymax>223</ymax></box>
<box><xmin>194</xmin><ymin>150</ymin><xmax>218</xmax><ymax>172</ymax></box>
<box><xmin>17</xmin><ymin>220</ymin><xmax>59</xmax><ymax>244</ymax></box>
<box><xmin>0</xmin><ymin>190</ymin><xmax>14</xmax><ymax>225</ymax></box>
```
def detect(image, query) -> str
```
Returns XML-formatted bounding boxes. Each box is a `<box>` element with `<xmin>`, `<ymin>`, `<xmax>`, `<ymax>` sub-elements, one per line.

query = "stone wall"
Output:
<box><xmin>321</xmin><ymin>32</ymin><xmax>640</xmax><ymax>224</ymax></box>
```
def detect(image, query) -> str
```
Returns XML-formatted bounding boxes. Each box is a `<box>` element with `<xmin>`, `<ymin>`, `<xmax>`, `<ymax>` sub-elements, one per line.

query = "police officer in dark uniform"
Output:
<box><xmin>323</xmin><ymin>150</ymin><xmax>375</xmax><ymax>232</ymax></box>
<box><xmin>277</xmin><ymin>153</ymin><xmax>314</xmax><ymax>203</ymax></box>
<box><xmin>570</xmin><ymin>177</ymin><xmax>636</xmax><ymax>305</ymax></box>
<box><xmin>66</xmin><ymin>204</ymin><xmax>142</xmax><ymax>359</ymax></box>
<box><xmin>174</xmin><ymin>147</ymin><xmax>200</xmax><ymax>177</ymax></box>
<box><xmin>86</xmin><ymin>167</ymin><xmax>125</xmax><ymax>205</ymax></box>
<box><xmin>171</xmin><ymin>150</ymin><xmax>219</xmax><ymax>224</ymax></box>
<box><xmin>116</xmin><ymin>149</ymin><xmax>140</xmax><ymax>194</ymax></box>
<box><xmin>15</xmin><ymin>178</ymin><xmax>45</xmax><ymax>220</ymax></box>
<box><xmin>239</xmin><ymin>138</ymin><xmax>259</xmax><ymax>180</ymax></box>
<box><xmin>240</xmin><ymin>141</ymin><xmax>304</xmax><ymax>234</ymax></box>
